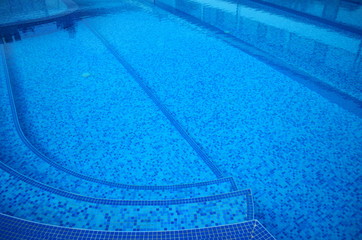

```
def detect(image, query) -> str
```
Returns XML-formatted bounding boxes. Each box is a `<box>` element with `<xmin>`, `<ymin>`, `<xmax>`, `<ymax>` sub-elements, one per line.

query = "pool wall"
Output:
<box><xmin>148</xmin><ymin>0</ymin><xmax>362</xmax><ymax>104</ymax></box>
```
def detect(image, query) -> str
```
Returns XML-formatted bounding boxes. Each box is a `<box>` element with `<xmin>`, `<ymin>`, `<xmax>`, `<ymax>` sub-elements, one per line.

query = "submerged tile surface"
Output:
<box><xmin>6</xmin><ymin>23</ymin><xmax>216</xmax><ymax>185</ymax></box>
<box><xmin>0</xmin><ymin>0</ymin><xmax>360</xmax><ymax>239</ymax></box>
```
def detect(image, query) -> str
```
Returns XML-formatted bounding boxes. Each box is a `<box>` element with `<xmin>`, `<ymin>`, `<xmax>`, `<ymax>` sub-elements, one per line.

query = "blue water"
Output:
<box><xmin>8</xmin><ymin>23</ymin><xmax>217</xmax><ymax>185</ymax></box>
<box><xmin>250</xmin><ymin>0</ymin><xmax>362</xmax><ymax>31</ymax></box>
<box><xmin>0</xmin><ymin>0</ymin><xmax>76</xmax><ymax>27</ymax></box>
<box><xmin>0</xmin><ymin>0</ymin><xmax>361</xmax><ymax>239</ymax></box>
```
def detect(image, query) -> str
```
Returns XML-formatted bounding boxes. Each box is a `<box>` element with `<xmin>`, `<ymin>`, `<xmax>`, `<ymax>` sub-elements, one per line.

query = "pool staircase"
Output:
<box><xmin>0</xmin><ymin>34</ymin><xmax>275</xmax><ymax>240</ymax></box>
<box><xmin>0</xmin><ymin>159</ymin><xmax>273</xmax><ymax>239</ymax></box>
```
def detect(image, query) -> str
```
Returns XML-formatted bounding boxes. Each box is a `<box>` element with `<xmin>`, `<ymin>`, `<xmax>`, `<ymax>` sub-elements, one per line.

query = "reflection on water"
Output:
<box><xmin>0</xmin><ymin>0</ymin><xmax>70</xmax><ymax>26</ymax></box>
<box><xmin>155</xmin><ymin>0</ymin><xmax>362</xmax><ymax>101</ymax></box>
<box><xmin>252</xmin><ymin>0</ymin><xmax>362</xmax><ymax>30</ymax></box>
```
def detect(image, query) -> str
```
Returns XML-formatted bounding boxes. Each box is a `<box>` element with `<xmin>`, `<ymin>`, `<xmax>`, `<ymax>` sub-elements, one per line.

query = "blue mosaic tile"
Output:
<box><xmin>0</xmin><ymin>214</ymin><xmax>275</xmax><ymax>240</ymax></box>
<box><xmin>0</xmin><ymin>46</ymin><xmax>235</xmax><ymax>200</ymax></box>
<box><xmin>0</xmin><ymin>168</ymin><xmax>252</xmax><ymax>231</ymax></box>
<box><xmin>5</xmin><ymin>24</ymin><xmax>218</xmax><ymax>185</ymax></box>
<box><xmin>84</xmin><ymin>3</ymin><xmax>362</xmax><ymax>239</ymax></box>
<box><xmin>156</xmin><ymin>0</ymin><xmax>362</xmax><ymax>102</ymax></box>
<box><xmin>0</xmin><ymin>158</ymin><xmax>245</xmax><ymax>207</ymax></box>
<box><xmin>0</xmin><ymin>0</ymin><xmax>360</xmax><ymax>239</ymax></box>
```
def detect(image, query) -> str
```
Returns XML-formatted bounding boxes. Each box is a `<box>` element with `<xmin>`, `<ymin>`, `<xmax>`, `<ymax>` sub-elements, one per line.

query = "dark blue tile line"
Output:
<box><xmin>2</xmin><ymin>43</ymin><xmax>229</xmax><ymax>189</ymax></box>
<box><xmin>245</xmin><ymin>189</ymin><xmax>254</xmax><ymax>220</ymax></box>
<box><xmin>229</xmin><ymin>178</ymin><xmax>238</xmax><ymax>191</ymax></box>
<box><xmin>0</xmin><ymin>214</ymin><xmax>275</xmax><ymax>240</ymax></box>
<box><xmin>0</xmin><ymin>0</ymin><xmax>78</xmax><ymax>28</ymax></box>
<box><xmin>0</xmin><ymin>158</ymin><xmax>251</xmax><ymax>206</ymax></box>
<box><xmin>248</xmin><ymin>0</ymin><xmax>362</xmax><ymax>35</ymax></box>
<box><xmin>245</xmin><ymin>189</ymin><xmax>254</xmax><ymax>221</ymax></box>
<box><xmin>83</xmin><ymin>21</ymin><xmax>224</xmax><ymax>179</ymax></box>
<box><xmin>147</xmin><ymin>0</ymin><xmax>362</xmax><ymax>118</ymax></box>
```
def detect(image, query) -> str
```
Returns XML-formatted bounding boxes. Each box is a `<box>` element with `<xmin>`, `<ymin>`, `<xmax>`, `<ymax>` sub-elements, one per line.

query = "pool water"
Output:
<box><xmin>0</xmin><ymin>0</ymin><xmax>361</xmax><ymax>239</ymax></box>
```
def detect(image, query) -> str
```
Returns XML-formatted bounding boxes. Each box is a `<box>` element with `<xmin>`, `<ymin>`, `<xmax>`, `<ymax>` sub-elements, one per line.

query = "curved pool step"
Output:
<box><xmin>0</xmin><ymin>149</ymin><xmax>236</xmax><ymax>201</ymax></box>
<box><xmin>0</xmin><ymin>167</ymin><xmax>253</xmax><ymax>231</ymax></box>
<box><xmin>0</xmin><ymin>106</ymin><xmax>235</xmax><ymax>200</ymax></box>
<box><xmin>0</xmin><ymin>103</ymin><xmax>235</xmax><ymax>200</ymax></box>
<box><xmin>0</xmin><ymin>214</ymin><xmax>275</xmax><ymax>240</ymax></box>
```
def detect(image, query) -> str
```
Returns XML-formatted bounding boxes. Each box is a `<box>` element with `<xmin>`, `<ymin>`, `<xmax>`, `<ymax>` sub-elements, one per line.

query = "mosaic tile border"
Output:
<box><xmin>84</xmin><ymin>21</ymin><xmax>224</xmax><ymax>179</ymax></box>
<box><xmin>0</xmin><ymin>0</ymin><xmax>78</xmax><ymax>28</ymax></box>
<box><xmin>0</xmin><ymin>214</ymin><xmax>275</xmax><ymax>240</ymax></box>
<box><xmin>0</xmin><ymin>43</ymin><xmax>235</xmax><ymax>190</ymax></box>
<box><xmin>0</xmin><ymin>160</ymin><xmax>252</xmax><ymax>208</ymax></box>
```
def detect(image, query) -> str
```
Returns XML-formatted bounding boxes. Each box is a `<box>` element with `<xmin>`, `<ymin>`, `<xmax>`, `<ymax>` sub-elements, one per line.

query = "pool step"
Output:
<box><xmin>0</xmin><ymin>168</ymin><xmax>253</xmax><ymax>231</ymax></box>
<box><xmin>0</xmin><ymin>214</ymin><xmax>275</xmax><ymax>240</ymax></box>
<box><xmin>0</xmin><ymin>112</ymin><xmax>236</xmax><ymax>200</ymax></box>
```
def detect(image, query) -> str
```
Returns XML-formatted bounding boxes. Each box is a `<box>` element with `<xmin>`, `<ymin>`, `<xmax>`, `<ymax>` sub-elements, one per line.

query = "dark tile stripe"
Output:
<box><xmin>2</xmin><ymin>43</ymin><xmax>229</xmax><ymax>189</ymax></box>
<box><xmin>0</xmin><ymin>159</ymin><xmax>251</xmax><ymax>206</ymax></box>
<box><xmin>84</xmin><ymin>21</ymin><xmax>224</xmax><ymax>179</ymax></box>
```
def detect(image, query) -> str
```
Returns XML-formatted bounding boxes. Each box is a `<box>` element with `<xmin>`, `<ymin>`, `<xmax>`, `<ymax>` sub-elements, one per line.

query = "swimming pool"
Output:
<box><xmin>0</xmin><ymin>0</ymin><xmax>361</xmax><ymax>239</ymax></box>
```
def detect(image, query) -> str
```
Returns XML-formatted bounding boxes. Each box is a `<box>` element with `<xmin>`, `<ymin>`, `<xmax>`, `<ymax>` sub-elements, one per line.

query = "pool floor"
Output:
<box><xmin>0</xmin><ymin>0</ymin><xmax>361</xmax><ymax>239</ymax></box>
